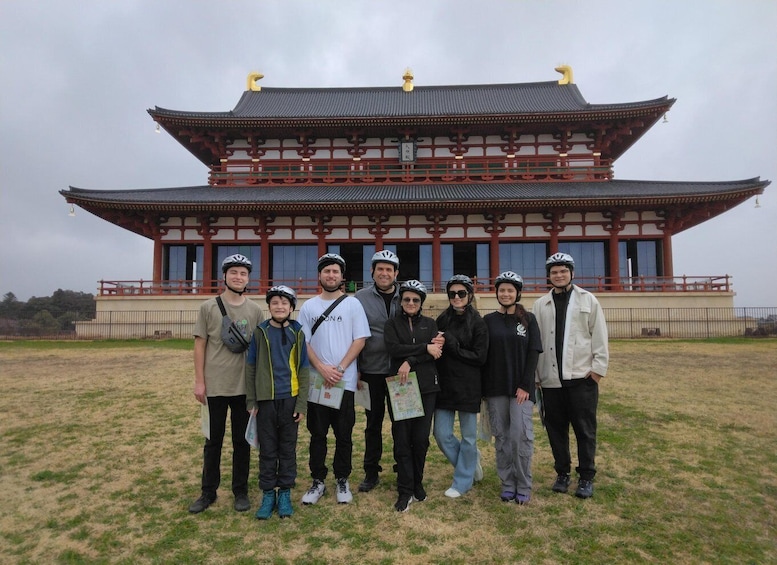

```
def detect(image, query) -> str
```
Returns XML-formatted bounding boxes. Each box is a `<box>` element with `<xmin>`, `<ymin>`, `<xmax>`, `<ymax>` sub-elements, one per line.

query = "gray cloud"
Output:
<box><xmin>1</xmin><ymin>0</ymin><xmax>774</xmax><ymax>306</ymax></box>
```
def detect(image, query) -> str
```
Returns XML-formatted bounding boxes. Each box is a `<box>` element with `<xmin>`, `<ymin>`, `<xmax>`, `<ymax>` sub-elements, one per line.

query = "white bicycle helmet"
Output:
<box><xmin>266</xmin><ymin>285</ymin><xmax>297</xmax><ymax>309</ymax></box>
<box><xmin>545</xmin><ymin>252</ymin><xmax>575</xmax><ymax>273</ymax></box>
<box><xmin>495</xmin><ymin>271</ymin><xmax>524</xmax><ymax>292</ymax></box>
<box><xmin>446</xmin><ymin>274</ymin><xmax>474</xmax><ymax>294</ymax></box>
<box><xmin>222</xmin><ymin>254</ymin><xmax>252</xmax><ymax>273</ymax></box>
<box><xmin>371</xmin><ymin>250</ymin><xmax>400</xmax><ymax>269</ymax></box>
<box><xmin>399</xmin><ymin>279</ymin><xmax>427</xmax><ymax>302</ymax></box>
<box><xmin>318</xmin><ymin>253</ymin><xmax>346</xmax><ymax>273</ymax></box>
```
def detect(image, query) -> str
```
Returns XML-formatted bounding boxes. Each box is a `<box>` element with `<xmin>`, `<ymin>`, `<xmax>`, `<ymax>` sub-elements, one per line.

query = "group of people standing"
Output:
<box><xmin>188</xmin><ymin>248</ymin><xmax>609</xmax><ymax>518</ymax></box>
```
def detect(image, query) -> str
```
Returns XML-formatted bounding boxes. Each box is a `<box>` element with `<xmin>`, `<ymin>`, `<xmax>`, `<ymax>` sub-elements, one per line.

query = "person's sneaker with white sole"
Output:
<box><xmin>394</xmin><ymin>493</ymin><xmax>413</xmax><ymax>512</ymax></box>
<box><xmin>336</xmin><ymin>477</ymin><xmax>353</xmax><ymax>504</ymax></box>
<box><xmin>301</xmin><ymin>479</ymin><xmax>326</xmax><ymax>505</ymax></box>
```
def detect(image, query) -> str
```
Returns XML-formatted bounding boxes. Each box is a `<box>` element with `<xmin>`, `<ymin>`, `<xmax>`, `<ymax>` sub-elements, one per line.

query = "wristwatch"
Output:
<box><xmin>336</xmin><ymin>365</ymin><xmax>345</xmax><ymax>373</ymax></box>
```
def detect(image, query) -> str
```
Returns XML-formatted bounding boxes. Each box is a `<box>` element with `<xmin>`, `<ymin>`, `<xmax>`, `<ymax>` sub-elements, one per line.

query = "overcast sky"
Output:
<box><xmin>1</xmin><ymin>1</ymin><xmax>775</xmax><ymax>307</ymax></box>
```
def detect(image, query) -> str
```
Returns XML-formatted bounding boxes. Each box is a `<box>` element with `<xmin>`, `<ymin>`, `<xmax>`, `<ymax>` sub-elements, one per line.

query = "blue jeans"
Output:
<box><xmin>433</xmin><ymin>409</ymin><xmax>478</xmax><ymax>494</ymax></box>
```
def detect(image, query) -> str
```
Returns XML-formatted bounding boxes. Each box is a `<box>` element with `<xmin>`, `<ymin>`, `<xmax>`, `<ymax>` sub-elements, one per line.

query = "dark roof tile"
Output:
<box><xmin>151</xmin><ymin>81</ymin><xmax>671</xmax><ymax>120</ymax></box>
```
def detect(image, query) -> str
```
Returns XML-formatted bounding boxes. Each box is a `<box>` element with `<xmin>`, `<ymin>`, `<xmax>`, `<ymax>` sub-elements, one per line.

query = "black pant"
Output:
<box><xmin>360</xmin><ymin>373</ymin><xmax>389</xmax><ymax>476</ymax></box>
<box><xmin>306</xmin><ymin>391</ymin><xmax>356</xmax><ymax>481</ymax></box>
<box><xmin>256</xmin><ymin>397</ymin><xmax>299</xmax><ymax>490</ymax></box>
<box><xmin>201</xmin><ymin>395</ymin><xmax>250</xmax><ymax>498</ymax></box>
<box><xmin>542</xmin><ymin>379</ymin><xmax>599</xmax><ymax>481</ymax></box>
<box><xmin>390</xmin><ymin>392</ymin><xmax>436</xmax><ymax>496</ymax></box>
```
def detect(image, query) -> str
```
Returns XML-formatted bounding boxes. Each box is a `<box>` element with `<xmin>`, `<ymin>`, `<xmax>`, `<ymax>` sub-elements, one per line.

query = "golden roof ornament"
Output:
<box><xmin>555</xmin><ymin>65</ymin><xmax>574</xmax><ymax>85</ymax></box>
<box><xmin>402</xmin><ymin>68</ymin><xmax>414</xmax><ymax>92</ymax></box>
<box><xmin>247</xmin><ymin>72</ymin><xmax>264</xmax><ymax>92</ymax></box>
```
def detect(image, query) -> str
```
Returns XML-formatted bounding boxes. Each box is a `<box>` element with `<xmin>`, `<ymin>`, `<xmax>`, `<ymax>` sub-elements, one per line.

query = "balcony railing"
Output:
<box><xmin>98</xmin><ymin>275</ymin><xmax>732</xmax><ymax>297</ymax></box>
<box><xmin>208</xmin><ymin>156</ymin><xmax>613</xmax><ymax>187</ymax></box>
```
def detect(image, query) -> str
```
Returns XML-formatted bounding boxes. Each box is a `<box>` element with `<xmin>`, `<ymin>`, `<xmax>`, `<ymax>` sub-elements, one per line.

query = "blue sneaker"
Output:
<box><xmin>514</xmin><ymin>492</ymin><xmax>531</xmax><ymax>505</ymax></box>
<box><xmin>575</xmin><ymin>479</ymin><xmax>594</xmax><ymax>499</ymax></box>
<box><xmin>500</xmin><ymin>490</ymin><xmax>516</xmax><ymax>502</ymax></box>
<box><xmin>277</xmin><ymin>488</ymin><xmax>293</xmax><ymax>518</ymax></box>
<box><xmin>255</xmin><ymin>489</ymin><xmax>276</xmax><ymax>520</ymax></box>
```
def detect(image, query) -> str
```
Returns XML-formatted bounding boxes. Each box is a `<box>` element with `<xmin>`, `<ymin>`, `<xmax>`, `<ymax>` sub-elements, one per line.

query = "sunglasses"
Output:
<box><xmin>447</xmin><ymin>290</ymin><xmax>468</xmax><ymax>299</ymax></box>
<box><xmin>402</xmin><ymin>297</ymin><xmax>421</xmax><ymax>304</ymax></box>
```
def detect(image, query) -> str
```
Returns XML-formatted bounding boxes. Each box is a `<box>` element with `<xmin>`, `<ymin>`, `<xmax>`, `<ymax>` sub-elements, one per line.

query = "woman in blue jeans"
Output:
<box><xmin>434</xmin><ymin>275</ymin><xmax>489</xmax><ymax>498</ymax></box>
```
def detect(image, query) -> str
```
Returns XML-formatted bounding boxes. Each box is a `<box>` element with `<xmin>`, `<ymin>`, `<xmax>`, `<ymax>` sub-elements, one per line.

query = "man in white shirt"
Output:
<box><xmin>298</xmin><ymin>253</ymin><xmax>370</xmax><ymax>505</ymax></box>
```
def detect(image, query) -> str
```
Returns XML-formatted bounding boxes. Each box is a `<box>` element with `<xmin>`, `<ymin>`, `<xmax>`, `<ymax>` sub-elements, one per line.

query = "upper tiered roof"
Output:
<box><xmin>151</xmin><ymin>81</ymin><xmax>671</xmax><ymax>121</ymax></box>
<box><xmin>148</xmin><ymin>70</ymin><xmax>675</xmax><ymax>165</ymax></box>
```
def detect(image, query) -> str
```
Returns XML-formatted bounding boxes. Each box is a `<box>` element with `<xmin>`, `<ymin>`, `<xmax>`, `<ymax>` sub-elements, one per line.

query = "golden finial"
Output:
<box><xmin>247</xmin><ymin>72</ymin><xmax>265</xmax><ymax>91</ymax></box>
<box><xmin>555</xmin><ymin>65</ymin><xmax>574</xmax><ymax>85</ymax></box>
<box><xmin>402</xmin><ymin>68</ymin><xmax>414</xmax><ymax>92</ymax></box>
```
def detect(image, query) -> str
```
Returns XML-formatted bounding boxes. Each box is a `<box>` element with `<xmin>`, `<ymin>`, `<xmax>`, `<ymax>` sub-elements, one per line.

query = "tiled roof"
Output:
<box><xmin>150</xmin><ymin>81</ymin><xmax>672</xmax><ymax>120</ymax></box>
<box><xmin>63</xmin><ymin>178</ymin><xmax>767</xmax><ymax>208</ymax></box>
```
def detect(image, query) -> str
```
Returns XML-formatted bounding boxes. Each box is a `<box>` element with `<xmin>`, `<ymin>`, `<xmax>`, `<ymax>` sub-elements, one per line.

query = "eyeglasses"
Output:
<box><xmin>447</xmin><ymin>290</ymin><xmax>468</xmax><ymax>299</ymax></box>
<box><xmin>402</xmin><ymin>297</ymin><xmax>421</xmax><ymax>304</ymax></box>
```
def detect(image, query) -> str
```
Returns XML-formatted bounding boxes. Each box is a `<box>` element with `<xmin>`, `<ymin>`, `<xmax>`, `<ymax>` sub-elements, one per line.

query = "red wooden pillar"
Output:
<box><xmin>368</xmin><ymin>215</ymin><xmax>390</xmax><ymax>252</ymax></box>
<box><xmin>662</xmin><ymin>231</ymin><xmax>674</xmax><ymax>278</ymax></box>
<box><xmin>426</xmin><ymin>214</ymin><xmax>446</xmax><ymax>292</ymax></box>
<box><xmin>609</xmin><ymin>232</ymin><xmax>621</xmax><ymax>291</ymax></box>
<box><xmin>198</xmin><ymin>216</ymin><xmax>215</xmax><ymax>293</ymax></box>
<box><xmin>544</xmin><ymin>212</ymin><xmax>561</xmax><ymax>255</ymax></box>
<box><xmin>607</xmin><ymin>211</ymin><xmax>623</xmax><ymax>291</ymax></box>
<box><xmin>485</xmin><ymin>213</ymin><xmax>505</xmax><ymax>289</ymax></box>
<box><xmin>254</xmin><ymin>214</ymin><xmax>274</xmax><ymax>293</ymax></box>
<box><xmin>152</xmin><ymin>235</ymin><xmax>163</xmax><ymax>283</ymax></box>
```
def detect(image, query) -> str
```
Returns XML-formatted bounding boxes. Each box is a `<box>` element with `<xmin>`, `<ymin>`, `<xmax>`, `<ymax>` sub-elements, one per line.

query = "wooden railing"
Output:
<box><xmin>98</xmin><ymin>275</ymin><xmax>732</xmax><ymax>297</ymax></box>
<box><xmin>208</xmin><ymin>156</ymin><xmax>613</xmax><ymax>187</ymax></box>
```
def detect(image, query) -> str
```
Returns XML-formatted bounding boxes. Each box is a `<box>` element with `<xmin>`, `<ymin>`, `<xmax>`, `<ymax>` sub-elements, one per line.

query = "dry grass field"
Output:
<box><xmin>0</xmin><ymin>339</ymin><xmax>775</xmax><ymax>564</ymax></box>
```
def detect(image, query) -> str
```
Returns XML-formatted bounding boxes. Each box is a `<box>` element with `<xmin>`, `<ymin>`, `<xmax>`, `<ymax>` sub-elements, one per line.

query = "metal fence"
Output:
<box><xmin>2</xmin><ymin>307</ymin><xmax>775</xmax><ymax>340</ymax></box>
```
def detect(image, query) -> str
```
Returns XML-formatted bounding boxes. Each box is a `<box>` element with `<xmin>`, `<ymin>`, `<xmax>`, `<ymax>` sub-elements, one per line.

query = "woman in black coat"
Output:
<box><xmin>434</xmin><ymin>275</ymin><xmax>489</xmax><ymax>498</ymax></box>
<box><xmin>384</xmin><ymin>280</ymin><xmax>443</xmax><ymax>512</ymax></box>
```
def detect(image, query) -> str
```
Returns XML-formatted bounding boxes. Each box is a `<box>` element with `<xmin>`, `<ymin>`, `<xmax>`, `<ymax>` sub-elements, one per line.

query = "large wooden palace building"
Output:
<box><xmin>62</xmin><ymin>67</ymin><xmax>768</xmax><ymax>309</ymax></box>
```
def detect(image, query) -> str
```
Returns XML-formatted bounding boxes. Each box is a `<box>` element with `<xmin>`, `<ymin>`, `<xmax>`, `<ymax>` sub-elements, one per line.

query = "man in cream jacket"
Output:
<box><xmin>533</xmin><ymin>253</ymin><xmax>609</xmax><ymax>499</ymax></box>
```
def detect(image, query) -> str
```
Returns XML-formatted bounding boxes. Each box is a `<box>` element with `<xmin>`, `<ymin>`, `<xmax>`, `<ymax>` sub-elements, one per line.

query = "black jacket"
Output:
<box><xmin>384</xmin><ymin>311</ymin><xmax>441</xmax><ymax>395</ymax></box>
<box><xmin>435</xmin><ymin>306</ymin><xmax>489</xmax><ymax>412</ymax></box>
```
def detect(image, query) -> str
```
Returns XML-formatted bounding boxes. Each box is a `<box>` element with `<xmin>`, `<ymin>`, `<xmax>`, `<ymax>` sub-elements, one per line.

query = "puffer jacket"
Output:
<box><xmin>435</xmin><ymin>306</ymin><xmax>489</xmax><ymax>412</ymax></box>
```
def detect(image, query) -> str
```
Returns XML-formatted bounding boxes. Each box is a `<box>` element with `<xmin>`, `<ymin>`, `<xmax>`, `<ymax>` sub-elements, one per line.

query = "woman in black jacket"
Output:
<box><xmin>434</xmin><ymin>274</ymin><xmax>489</xmax><ymax>498</ymax></box>
<box><xmin>384</xmin><ymin>280</ymin><xmax>442</xmax><ymax>512</ymax></box>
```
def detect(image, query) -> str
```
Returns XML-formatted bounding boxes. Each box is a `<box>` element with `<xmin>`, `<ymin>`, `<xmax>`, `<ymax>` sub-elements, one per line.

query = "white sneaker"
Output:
<box><xmin>301</xmin><ymin>479</ymin><xmax>326</xmax><ymax>505</ymax></box>
<box><xmin>336</xmin><ymin>477</ymin><xmax>353</xmax><ymax>504</ymax></box>
<box><xmin>444</xmin><ymin>487</ymin><xmax>462</xmax><ymax>498</ymax></box>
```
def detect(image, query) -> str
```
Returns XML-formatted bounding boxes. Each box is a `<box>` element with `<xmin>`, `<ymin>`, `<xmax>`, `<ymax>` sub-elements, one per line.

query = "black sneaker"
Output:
<box><xmin>413</xmin><ymin>485</ymin><xmax>427</xmax><ymax>503</ymax></box>
<box><xmin>552</xmin><ymin>474</ymin><xmax>571</xmax><ymax>493</ymax></box>
<box><xmin>358</xmin><ymin>474</ymin><xmax>380</xmax><ymax>492</ymax></box>
<box><xmin>188</xmin><ymin>494</ymin><xmax>216</xmax><ymax>514</ymax></box>
<box><xmin>234</xmin><ymin>493</ymin><xmax>251</xmax><ymax>512</ymax></box>
<box><xmin>575</xmin><ymin>479</ymin><xmax>594</xmax><ymax>499</ymax></box>
<box><xmin>394</xmin><ymin>494</ymin><xmax>413</xmax><ymax>512</ymax></box>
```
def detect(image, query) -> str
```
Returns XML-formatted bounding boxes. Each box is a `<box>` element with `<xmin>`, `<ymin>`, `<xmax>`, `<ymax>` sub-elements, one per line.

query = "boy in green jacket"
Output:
<box><xmin>246</xmin><ymin>286</ymin><xmax>310</xmax><ymax>519</ymax></box>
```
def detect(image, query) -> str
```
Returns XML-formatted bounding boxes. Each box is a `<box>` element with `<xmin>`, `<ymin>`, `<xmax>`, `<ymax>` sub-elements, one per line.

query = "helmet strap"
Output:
<box><xmin>224</xmin><ymin>276</ymin><xmax>246</xmax><ymax>296</ymax></box>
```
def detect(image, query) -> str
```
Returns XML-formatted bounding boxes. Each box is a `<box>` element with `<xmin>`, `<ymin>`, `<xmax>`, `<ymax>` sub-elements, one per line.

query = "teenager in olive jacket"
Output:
<box><xmin>383</xmin><ymin>280</ymin><xmax>442</xmax><ymax>512</ymax></box>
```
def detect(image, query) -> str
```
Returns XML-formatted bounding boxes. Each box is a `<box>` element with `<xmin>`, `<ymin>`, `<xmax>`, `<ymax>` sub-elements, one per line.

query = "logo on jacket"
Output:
<box><xmin>515</xmin><ymin>323</ymin><xmax>527</xmax><ymax>337</ymax></box>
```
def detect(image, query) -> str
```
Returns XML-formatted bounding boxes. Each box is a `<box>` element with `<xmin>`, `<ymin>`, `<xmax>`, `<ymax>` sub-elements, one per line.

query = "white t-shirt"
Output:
<box><xmin>299</xmin><ymin>295</ymin><xmax>370</xmax><ymax>392</ymax></box>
